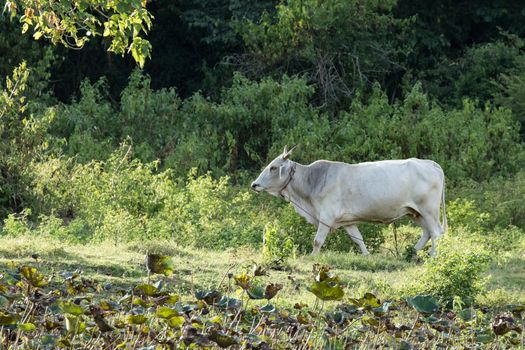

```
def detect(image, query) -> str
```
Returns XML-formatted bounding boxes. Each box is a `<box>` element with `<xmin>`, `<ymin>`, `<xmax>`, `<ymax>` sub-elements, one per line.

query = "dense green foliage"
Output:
<box><xmin>5</xmin><ymin>0</ymin><xmax>153</xmax><ymax>67</ymax></box>
<box><xmin>1</xmin><ymin>0</ymin><xmax>525</xmax><ymax>331</ymax></box>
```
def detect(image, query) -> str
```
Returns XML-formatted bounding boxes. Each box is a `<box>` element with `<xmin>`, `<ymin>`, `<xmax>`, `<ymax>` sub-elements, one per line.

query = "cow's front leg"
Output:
<box><xmin>312</xmin><ymin>223</ymin><xmax>330</xmax><ymax>254</ymax></box>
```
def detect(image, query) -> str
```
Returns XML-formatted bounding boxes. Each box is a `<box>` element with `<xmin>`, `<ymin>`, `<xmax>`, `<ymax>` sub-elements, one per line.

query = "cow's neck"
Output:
<box><xmin>281</xmin><ymin>163</ymin><xmax>319</xmax><ymax>225</ymax></box>
<box><xmin>282</xmin><ymin>163</ymin><xmax>312</xmax><ymax>205</ymax></box>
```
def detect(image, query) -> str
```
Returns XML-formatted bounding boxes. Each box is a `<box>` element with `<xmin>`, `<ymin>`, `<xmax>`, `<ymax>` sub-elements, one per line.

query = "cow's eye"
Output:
<box><xmin>270</xmin><ymin>166</ymin><xmax>277</xmax><ymax>172</ymax></box>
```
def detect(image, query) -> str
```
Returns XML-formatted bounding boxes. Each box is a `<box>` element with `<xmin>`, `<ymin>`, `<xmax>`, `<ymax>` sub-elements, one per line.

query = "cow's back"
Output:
<box><xmin>306</xmin><ymin>158</ymin><xmax>443</xmax><ymax>223</ymax></box>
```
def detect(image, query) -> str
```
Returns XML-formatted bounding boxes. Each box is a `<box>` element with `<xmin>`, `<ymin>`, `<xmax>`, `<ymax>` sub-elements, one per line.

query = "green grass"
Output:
<box><xmin>1</xmin><ymin>235</ymin><xmax>524</xmax><ymax>349</ymax></box>
<box><xmin>1</xmin><ymin>235</ymin><xmax>523</xmax><ymax>308</ymax></box>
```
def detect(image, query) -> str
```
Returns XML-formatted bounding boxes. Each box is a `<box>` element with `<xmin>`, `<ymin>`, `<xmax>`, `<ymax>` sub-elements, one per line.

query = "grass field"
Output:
<box><xmin>1</xmin><ymin>235</ymin><xmax>523</xmax><ymax>308</ymax></box>
<box><xmin>1</xmin><ymin>235</ymin><xmax>524</xmax><ymax>349</ymax></box>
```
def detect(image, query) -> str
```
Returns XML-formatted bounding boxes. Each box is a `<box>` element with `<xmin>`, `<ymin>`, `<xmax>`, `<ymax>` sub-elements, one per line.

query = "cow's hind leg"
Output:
<box><xmin>414</xmin><ymin>212</ymin><xmax>442</xmax><ymax>257</ymax></box>
<box><xmin>344</xmin><ymin>225</ymin><xmax>369</xmax><ymax>255</ymax></box>
<box><xmin>414</xmin><ymin>229</ymin><xmax>430</xmax><ymax>252</ymax></box>
<box><xmin>412</xmin><ymin>215</ymin><xmax>430</xmax><ymax>250</ymax></box>
<box><xmin>312</xmin><ymin>224</ymin><xmax>330</xmax><ymax>255</ymax></box>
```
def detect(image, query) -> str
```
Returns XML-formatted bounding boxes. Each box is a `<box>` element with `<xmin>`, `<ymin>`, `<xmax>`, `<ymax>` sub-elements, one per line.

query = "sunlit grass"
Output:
<box><xmin>1</xmin><ymin>234</ymin><xmax>522</xmax><ymax>307</ymax></box>
<box><xmin>1</xmin><ymin>235</ymin><xmax>524</xmax><ymax>348</ymax></box>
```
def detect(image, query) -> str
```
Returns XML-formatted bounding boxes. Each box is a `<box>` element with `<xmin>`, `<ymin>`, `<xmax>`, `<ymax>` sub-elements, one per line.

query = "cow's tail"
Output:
<box><xmin>440</xmin><ymin>175</ymin><xmax>447</xmax><ymax>235</ymax></box>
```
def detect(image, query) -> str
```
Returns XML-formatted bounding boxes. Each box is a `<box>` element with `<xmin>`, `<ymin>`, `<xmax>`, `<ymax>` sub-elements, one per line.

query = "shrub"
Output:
<box><xmin>1</xmin><ymin>209</ymin><xmax>32</xmax><ymax>237</ymax></box>
<box><xmin>480</xmin><ymin>172</ymin><xmax>525</xmax><ymax>229</ymax></box>
<box><xmin>261</xmin><ymin>203</ymin><xmax>386</xmax><ymax>256</ymax></box>
<box><xmin>262</xmin><ymin>220</ymin><xmax>296</xmax><ymax>260</ymax></box>
<box><xmin>27</xmin><ymin>146</ymin><xmax>269</xmax><ymax>248</ymax></box>
<box><xmin>279</xmin><ymin>83</ymin><xmax>524</xmax><ymax>182</ymax></box>
<box><xmin>419</xmin><ymin>38</ymin><xmax>525</xmax><ymax>107</ymax></box>
<box><xmin>497</xmin><ymin>58</ymin><xmax>525</xmax><ymax>128</ymax></box>
<box><xmin>446</xmin><ymin>199</ymin><xmax>490</xmax><ymax>232</ymax></box>
<box><xmin>453</xmin><ymin>41</ymin><xmax>524</xmax><ymax>104</ymax></box>
<box><xmin>51</xmin><ymin>70</ymin><xmax>524</xmax><ymax>185</ymax></box>
<box><xmin>415</xmin><ymin>235</ymin><xmax>491</xmax><ymax>306</ymax></box>
<box><xmin>239</xmin><ymin>0</ymin><xmax>406</xmax><ymax>107</ymax></box>
<box><xmin>456</xmin><ymin>171</ymin><xmax>525</xmax><ymax>229</ymax></box>
<box><xmin>0</xmin><ymin>63</ymin><xmax>58</xmax><ymax>217</ymax></box>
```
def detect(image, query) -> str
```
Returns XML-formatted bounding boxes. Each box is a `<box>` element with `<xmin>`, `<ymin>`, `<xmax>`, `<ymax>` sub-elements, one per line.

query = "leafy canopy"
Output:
<box><xmin>5</xmin><ymin>0</ymin><xmax>153</xmax><ymax>67</ymax></box>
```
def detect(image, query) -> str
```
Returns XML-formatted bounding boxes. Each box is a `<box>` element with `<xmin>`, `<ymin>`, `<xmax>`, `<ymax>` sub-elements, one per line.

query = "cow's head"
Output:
<box><xmin>251</xmin><ymin>146</ymin><xmax>297</xmax><ymax>196</ymax></box>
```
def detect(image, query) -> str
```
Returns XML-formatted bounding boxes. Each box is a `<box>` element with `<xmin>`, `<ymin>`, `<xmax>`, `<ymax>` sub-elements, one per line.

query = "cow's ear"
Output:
<box><xmin>282</xmin><ymin>145</ymin><xmax>297</xmax><ymax>159</ymax></box>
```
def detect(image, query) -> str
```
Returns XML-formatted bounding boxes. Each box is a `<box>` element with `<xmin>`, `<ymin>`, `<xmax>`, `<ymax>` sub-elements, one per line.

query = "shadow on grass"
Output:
<box><xmin>300</xmin><ymin>252</ymin><xmax>412</xmax><ymax>272</ymax></box>
<box><xmin>0</xmin><ymin>237</ymin><xmax>198</xmax><ymax>291</ymax></box>
<box><xmin>488</xmin><ymin>255</ymin><xmax>525</xmax><ymax>289</ymax></box>
<box><xmin>125</xmin><ymin>240</ymin><xmax>194</xmax><ymax>258</ymax></box>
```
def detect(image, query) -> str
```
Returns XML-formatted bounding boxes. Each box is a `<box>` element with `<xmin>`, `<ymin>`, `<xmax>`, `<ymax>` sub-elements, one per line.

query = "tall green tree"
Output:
<box><xmin>396</xmin><ymin>0</ymin><xmax>525</xmax><ymax>104</ymax></box>
<box><xmin>238</xmin><ymin>0</ymin><xmax>410</xmax><ymax>110</ymax></box>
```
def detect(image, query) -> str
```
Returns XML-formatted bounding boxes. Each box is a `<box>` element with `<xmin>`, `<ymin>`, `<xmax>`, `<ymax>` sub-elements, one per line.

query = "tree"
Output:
<box><xmin>4</xmin><ymin>0</ymin><xmax>153</xmax><ymax>67</ymax></box>
<box><xmin>238</xmin><ymin>0</ymin><xmax>409</xmax><ymax>110</ymax></box>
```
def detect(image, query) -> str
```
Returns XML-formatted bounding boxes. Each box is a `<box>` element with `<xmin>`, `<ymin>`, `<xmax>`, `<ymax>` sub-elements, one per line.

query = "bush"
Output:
<box><xmin>1</xmin><ymin>210</ymin><xmax>32</xmax><ymax>237</ymax></box>
<box><xmin>25</xmin><ymin>146</ymin><xmax>269</xmax><ymax>247</ymax></box>
<box><xmin>262</xmin><ymin>220</ymin><xmax>296</xmax><ymax>260</ymax></box>
<box><xmin>51</xmin><ymin>70</ymin><xmax>524</xmax><ymax>184</ymax></box>
<box><xmin>497</xmin><ymin>58</ymin><xmax>525</xmax><ymax>129</ymax></box>
<box><xmin>280</xmin><ymin>83</ymin><xmax>524</xmax><ymax>182</ymax></box>
<box><xmin>260</xmin><ymin>203</ymin><xmax>386</xmax><ymax>257</ymax></box>
<box><xmin>0</xmin><ymin>63</ymin><xmax>58</xmax><ymax>217</ymax></box>
<box><xmin>418</xmin><ymin>38</ymin><xmax>525</xmax><ymax>107</ymax></box>
<box><xmin>446</xmin><ymin>199</ymin><xmax>490</xmax><ymax>232</ymax></box>
<box><xmin>453</xmin><ymin>40</ymin><xmax>524</xmax><ymax>105</ymax></box>
<box><xmin>457</xmin><ymin>171</ymin><xmax>525</xmax><ymax>229</ymax></box>
<box><xmin>415</xmin><ymin>235</ymin><xmax>491</xmax><ymax>306</ymax></box>
<box><xmin>239</xmin><ymin>0</ymin><xmax>406</xmax><ymax>107</ymax></box>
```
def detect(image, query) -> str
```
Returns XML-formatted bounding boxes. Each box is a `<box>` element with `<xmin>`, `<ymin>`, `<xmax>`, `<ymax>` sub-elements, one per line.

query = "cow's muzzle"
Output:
<box><xmin>251</xmin><ymin>182</ymin><xmax>261</xmax><ymax>192</ymax></box>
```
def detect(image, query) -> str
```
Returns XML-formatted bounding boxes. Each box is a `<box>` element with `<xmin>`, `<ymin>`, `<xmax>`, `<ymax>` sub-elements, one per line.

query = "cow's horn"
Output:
<box><xmin>283</xmin><ymin>145</ymin><xmax>297</xmax><ymax>159</ymax></box>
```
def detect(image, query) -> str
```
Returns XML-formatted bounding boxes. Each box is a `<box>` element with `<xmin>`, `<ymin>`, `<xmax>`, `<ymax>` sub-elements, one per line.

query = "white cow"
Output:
<box><xmin>251</xmin><ymin>146</ymin><xmax>447</xmax><ymax>256</ymax></box>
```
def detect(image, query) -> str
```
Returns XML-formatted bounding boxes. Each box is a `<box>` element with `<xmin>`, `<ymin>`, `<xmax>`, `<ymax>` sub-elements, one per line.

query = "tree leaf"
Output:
<box><xmin>247</xmin><ymin>285</ymin><xmax>265</xmax><ymax>300</ymax></box>
<box><xmin>0</xmin><ymin>312</ymin><xmax>17</xmax><ymax>326</ymax></box>
<box><xmin>372</xmin><ymin>300</ymin><xmax>393</xmax><ymax>316</ymax></box>
<box><xmin>65</xmin><ymin>315</ymin><xmax>86</xmax><ymax>334</ymax></box>
<box><xmin>260</xmin><ymin>304</ymin><xmax>276</xmax><ymax>313</ymax></box>
<box><xmin>208</xmin><ymin>330</ymin><xmax>238</xmax><ymax>348</ymax></box>
<box><xmin>458</xmin><ymin>307</ymin><xmax>476</xmax><ymax>322</ymax></box>
<box><xmin>126</xmin><ymin>314</ymin><xmax>148</xmax><ymax>325</ymax></box>
<box><xmin>195</xmin><ymin>290</ymin><xmax>222</xmax><ymax>305</ymax></box>
<box><xmin>406</xmin><ymin>295</ymin><xmax>440</xmax><ymax>314</ymax></box>
<box><xmin>476</xmin><ymin>333</ymin><xmax>495</xmax><ymax>343</ymax></box>
<box><xmin>134</xmin><ymin>284</ymin><xmax>159</xmax><ymax>297</ymax></box>
<box><xmin>217</xmin><ymin>296</ymin><xmax>241</xmax><ymax>310</ymax></box>
<box><xmin>361</xmin><ymin>293</ymin><xmax>381</xmax><ymax>308</ymax></box>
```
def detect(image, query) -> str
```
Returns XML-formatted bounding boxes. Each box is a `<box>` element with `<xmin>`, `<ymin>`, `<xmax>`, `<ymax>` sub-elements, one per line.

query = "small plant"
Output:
<box><xmin>2</xmin><ymin>209</ymin><xmax>32</xmax><ymax>237</ymax></box>
<box><xmin>416</xmin><ymin>236</ymin><xmax>491</xmax><ymax>306</ymax></box>
<box><xmin>262</xmin><ymin>220</ymin><xmax>295</xmax><ymax>261</ymax></box>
